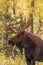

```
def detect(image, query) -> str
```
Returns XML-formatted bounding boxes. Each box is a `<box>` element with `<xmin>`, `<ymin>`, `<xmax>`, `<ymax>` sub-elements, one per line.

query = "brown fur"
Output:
<box><xmin>8</xmin><ymin>31</ymin><xmax>43</xmax><ymax>65</ymax></box>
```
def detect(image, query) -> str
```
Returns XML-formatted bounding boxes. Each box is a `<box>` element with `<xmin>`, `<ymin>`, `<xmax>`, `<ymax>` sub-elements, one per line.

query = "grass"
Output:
<box><xmin>0</xmin><ymin>53</ymin><xmax>43</xmax><ymax>65</ymax></box>
<box><xmin>0</xmin><ymin>53</ymin><xmax>26</xmax><ymax>65</ymax></box>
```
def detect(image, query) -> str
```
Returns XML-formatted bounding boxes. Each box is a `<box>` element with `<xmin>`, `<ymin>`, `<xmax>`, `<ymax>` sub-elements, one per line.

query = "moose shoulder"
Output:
<box><xmin>8</xmin><ymin>31</ymin><xmax>43</xmax><ymax>65</ymax></box>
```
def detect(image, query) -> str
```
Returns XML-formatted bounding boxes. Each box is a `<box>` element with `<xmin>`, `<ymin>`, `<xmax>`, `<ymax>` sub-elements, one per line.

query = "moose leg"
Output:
<box><xmin>25</xmin><ymin>56</ymin><xmax>31</xmax><ymax>65</ymax></box>
<box><xmin>30</xmin><ymin>59</ymin><xmax>35</xmax><ymax>65</ymax></box>
<box><xmin>25</xmin><ymin>55</ymin><xmax>35</xmax><ymax>65</ymax></box>
<box><xmin>30</xmin><ymin>55</ymin><xmax>35</xmax><ymax>65</ymax></box>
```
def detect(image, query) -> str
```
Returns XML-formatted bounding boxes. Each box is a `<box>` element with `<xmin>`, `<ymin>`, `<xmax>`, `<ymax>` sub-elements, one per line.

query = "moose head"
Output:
<box><xmin>8</xmin><ymin>31</ymin><xmax>35</xmax><ymax>53</ymax></box>
<box><xmin>8</xmin><ymin>15</ymin><xmax>32</xmax><ymax>53</ymax></box>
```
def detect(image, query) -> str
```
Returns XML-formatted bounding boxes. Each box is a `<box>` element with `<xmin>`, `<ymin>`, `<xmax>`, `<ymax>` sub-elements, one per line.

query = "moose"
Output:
<box><xmin>8</xmin><ymin>31</ymin><xmax>43</xmax><ymax>65</ymax></box>
<box><xmin>7</xmin><ymin>15</ymin><xmax>43</xmax><ymax>65</ymax></box>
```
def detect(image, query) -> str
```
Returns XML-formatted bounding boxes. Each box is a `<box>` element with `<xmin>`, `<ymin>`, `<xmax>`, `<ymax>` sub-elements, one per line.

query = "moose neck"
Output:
<box><xmin>21</xmin><ymin>31</ymin><xmax>34</xmax><ymax>48</ymax></box>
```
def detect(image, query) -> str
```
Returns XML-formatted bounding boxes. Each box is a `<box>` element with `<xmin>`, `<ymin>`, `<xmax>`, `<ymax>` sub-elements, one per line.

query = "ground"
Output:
<box><xmin>0</xmin><ymin>53</ymin><xmax>43</xmax><ymax>65</ymax></box>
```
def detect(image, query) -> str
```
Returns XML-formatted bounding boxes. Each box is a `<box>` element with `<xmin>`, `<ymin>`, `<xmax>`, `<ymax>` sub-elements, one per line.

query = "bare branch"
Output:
<box><xmin>36</xmin><ymin>19</ymin><xmax>42</xmax><ymax>34</ymax></box>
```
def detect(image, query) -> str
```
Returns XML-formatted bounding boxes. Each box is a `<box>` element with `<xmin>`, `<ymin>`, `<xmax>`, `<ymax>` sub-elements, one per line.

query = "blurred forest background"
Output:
<box><xmin>0</xmin><ymin>0</ymin><xmax>43</xmax><ymax>65</ymax></box>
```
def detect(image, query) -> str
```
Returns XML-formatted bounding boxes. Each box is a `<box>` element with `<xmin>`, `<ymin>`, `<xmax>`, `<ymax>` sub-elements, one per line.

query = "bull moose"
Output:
<box><xmin>7</xmin><ymin>16</ymin><xmax>43</xmax><ymax>65</ymax></box>
<box><xmin>8</xmin><ymin>31</ymin><xmax>43</xmax><ymax>65</ymax></box>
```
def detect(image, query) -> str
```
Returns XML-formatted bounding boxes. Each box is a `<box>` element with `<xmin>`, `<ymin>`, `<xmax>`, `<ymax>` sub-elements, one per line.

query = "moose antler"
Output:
<box><xmin>0</xmin><ymin>13</ymin><xmax>18</xmax><ymax>33</ymax></box>
<box><xmin>4</xmin><ymin>22</ymin><xmax>18</xmax><ymax>33</ymax></box>
<box><xmin>0</xmin><ymin>13</ymin><xmax>32</xmax><ymax>34</ymax></box>
<box><xmin>18</xmin><ymin>15</ymin><xmax>32</xmax><ymax>32</ymax></box>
